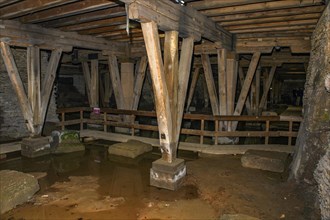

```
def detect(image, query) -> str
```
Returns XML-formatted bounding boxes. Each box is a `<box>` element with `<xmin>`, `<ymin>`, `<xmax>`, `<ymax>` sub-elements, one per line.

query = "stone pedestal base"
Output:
<box><xmin>150</xmin><ymin>158</ymin><xmax>186</xmax><ymax>191</ymax></box>
<box><xmin>21</xmin><ymin>137</ymin><xmax>51</xmax><ymax>158</ymax></box>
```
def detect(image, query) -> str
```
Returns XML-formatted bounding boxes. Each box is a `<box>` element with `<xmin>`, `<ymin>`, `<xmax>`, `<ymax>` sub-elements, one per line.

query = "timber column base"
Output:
<box><xmin>21</xmin><ymin>136</ymin><xmax>51</xmax><ymax>158</ymax></box>
<box><xmin>150</xmin><ymin>158</ymin><xmax>186</xmax><ymax>191</ymax></box>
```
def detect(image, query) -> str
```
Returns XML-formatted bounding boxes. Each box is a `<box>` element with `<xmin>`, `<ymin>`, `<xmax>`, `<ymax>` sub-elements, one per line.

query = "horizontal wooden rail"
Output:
<box><xmin>56</xmin><ymin>107</ymin><xmax>302</xmax><ymax>146</ymax></box>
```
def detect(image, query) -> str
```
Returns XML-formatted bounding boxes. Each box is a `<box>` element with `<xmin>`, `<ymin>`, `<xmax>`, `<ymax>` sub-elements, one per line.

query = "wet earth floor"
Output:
<box><xmin>0</xmin><ymin>140</ymin><xmax>318</xmax><ymax>220</ymax></box>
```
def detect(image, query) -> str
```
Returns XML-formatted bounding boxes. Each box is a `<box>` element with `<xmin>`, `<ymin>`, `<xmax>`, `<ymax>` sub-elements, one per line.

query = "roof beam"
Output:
<box><xmin>121</xmin><ymin>0</ymin><xmax>233</xmax><ymax>49</ymax></box>
<box><xmin>18</xmin><ymin>0</ymin><xmax>119</xmax><ymax>23</ymax></box>
<box><xmin>188</xmin><ymin>0</ymin><xmax>272</xmax><ymax>10</ymax></box>
<box><xmin>0</xmin><ymin>19</ymin><xmax>126</xmax><ymax>53</ymax></box>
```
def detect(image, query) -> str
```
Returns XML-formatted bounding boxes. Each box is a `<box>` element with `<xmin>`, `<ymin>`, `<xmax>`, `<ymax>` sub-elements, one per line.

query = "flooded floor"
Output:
<box><xmin>0</xmin><ymin>141</ymin><xmax>317</xmax><ymax>220</ymax></box>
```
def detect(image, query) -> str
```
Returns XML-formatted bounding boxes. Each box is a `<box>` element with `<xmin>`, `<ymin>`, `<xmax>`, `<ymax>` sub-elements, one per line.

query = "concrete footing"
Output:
<box><xmin>150</xmin><ymin>158</ymin><xmax>186</xmax><ymax>191</ymax></box>
<box><xmin>21</xmin><ymin>137</ymin><xmax>51</xmax><ymax>158</ymax></box>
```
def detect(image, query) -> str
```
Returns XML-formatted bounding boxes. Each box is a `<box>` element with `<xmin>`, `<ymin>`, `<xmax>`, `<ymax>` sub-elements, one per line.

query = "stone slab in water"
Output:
<box><xmin>21</xmin><ymin>136</ymin><xmax>51</xmax><ymax>158</ymax></box>
<box><xmin>219</xmin><ymin>214</ymin><xmax>260</xmax><ymax>220</ymax></box>
<box><xmin>0</xmin><ymin>170</ymin><xmax>39</xmax><ymax>214</ymax></box>
<box><xmin>241</xmin><ymin>150</ymin><xmax>288</xmax><ymax>173</ymax></box>
<box><xmin>51</xmin><ymin>130</ymin><xmax>85</xmax><ymax>154</ymax></box>
<box><xmin>108</xmin><ymin>140</ymin><xmax>152</xmax><ymax>158</ymax></box>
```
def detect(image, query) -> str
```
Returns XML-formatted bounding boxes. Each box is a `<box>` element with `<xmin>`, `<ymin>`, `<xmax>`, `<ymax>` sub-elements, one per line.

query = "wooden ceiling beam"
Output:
<box><xmin>0</xmin><ymin>0</ymin><xmax>21</xmax><ymax>8</ymax></box>
<box><xmin>201</xmin><ymin>0</ymin><xmax>324</xmax><ymax>17</ymax></box>
<box><xmin>220</xmin><ymin>13</ymin><xmax>321</xmax><ymax>26</ymax></box>
<box><xmin>121</xmin><ymin>0</ymin><xmax>233</xmax><ymax>49</ymax></box>
<box><xmin>40</xmin><ymin>6</ymin><xmax>126</xmax><ymax>28</ymax></box>
<box><xmin>236</xmin><ymin>30</ymin><xmax>315</xmax><ymax>39</ymax></box>
<box><xmin>0</xmin><ymin>0</ymin><xmax>77</xmax><ymax>19</ymax></box>
<box><xmin>188</xmin><ymin>0</ymin><xmax>272</xmax><ymax>10</ymax></box>
<box><xmin>230</xmin><ymin>24</ymin><xmax>317</xmax><ymax>34</ymax></box>
<box><xmin>60</xmin><ymin>16</ymin><xmax>126</xmax><ymax>32</ymax></box>
<box><xmin>95</xmin><ymin>28</ymin><xmax>142</xmax><ymax>38</ymax></box>
<box><xmin>78</xmin><ymin>24</ymin><xmax>130</xmax><ymax>35</ymax></box>
<box><xmin>0</xmin><ymin>19</ymin><xmax>126</xmax><ymax>53</ymax></box>
<box><xmin>19</xmin><ymin>0</ymin><xmax>119</xmax><ymax>23</ymax></box>
<box><xmin>211</xmin><ymin>5</ymin><xmax>325</xmax><ymax>22</ymax></box>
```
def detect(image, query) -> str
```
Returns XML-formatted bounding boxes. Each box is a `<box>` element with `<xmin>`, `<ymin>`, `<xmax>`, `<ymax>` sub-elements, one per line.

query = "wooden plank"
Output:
<box><xmin>0</xmin><ymin>142</ymin><xmax>21</xmax><ymax>154</ymax></box>
<box><xmin>19</xmin><ymin>0</ymin><xmax>118</xmax><ymax>23</ymax></box>
<box><xmin>175</xmin><ymin>36</ymin><xmax>194</xmax><ymax>143</ymax></box>
<box><xmin>39</xmin><ymin>48</ymin><xmax>62</xmax><ymax>134</ymax></box>
<box><xmin>141</xmin><ymin>21</ymin><xmax>174</xmax><ymax>162</ymax></box>
<box><xmin>185</xmin><ymin>67</ymin><xmax>200</xmax><ymax>112</ymax></box>
<box><xmin>124</xmin><ymin>0</ymin><xmax>233</xmax><ymax>49</ymax></box>
<box><xmin>82</xmin><ymin>62</ymin><xmax>92</xmax><ymax>105</ymax></box>
<box><xmin>238</xmin><ymin>66</ymin><xmax>251</xmax><ymax>115</ymax></box>
<box><xmin>0</xmin><ymin>0</ymin><xmax>76</xmax><ymax>19</ymax></box>
<box><xmin>79</xmin><ymin>129</ymin><xmax>294</xmax><ymax>154</ymax></box>
<box><xmin>0</xmin><ymin>42</ymin><xmax>34</xmax><ymax>133</ymax></box>
<box><xmin>201</xmin><ymin>54</ymin><xmax>220</xmax><ymax>115</ymax></box>
<box><xmin>104</xmin><ymin>71</ymin><xmax>113</xmax><ymax>107</ymax></box>
<box><xmin>200</xmin><ymin>0</ymin><xmax>324</xmax><ymax>16</ymax></box>
<box><xmin>41</xmin><ymin>6</ymin><xmax>125</xmax><ymax>28</ymax></box>
<box><xmin>90</xmin><ymin>60</ymin><xmax>99</xmax><ymax>107</ymax></box>
<box><xmin>259</xmin><ymin>65</ymin><xmax>276</xmax><ymax>112</ymax></box>
<box><xmin>107</xmin><ymin>54</ymin><xmax>125</xmax><ymax>109</ymax></box>
<box><xmin>121</xmin><ymin>62</ymin><xmax>134</xmax><ymax>109</ymax></box>
<box><xmin>232</xmin><ymin>52</ymin><xmax>261</xmax><ymax>130</ymax></box>
<box><xmin>226</xmin><ymin>52</ymin><xmax>238</xmax><ymax>116</ymax></box>
<box><xmin>132</xmin><ymin>56</ymin><xmax>148</xmax><ymax>110</ymax></box>
<box><xmin>188</xmin><ymin>0</ymin><xmax>271</xmax><ymax>10</ymax></box>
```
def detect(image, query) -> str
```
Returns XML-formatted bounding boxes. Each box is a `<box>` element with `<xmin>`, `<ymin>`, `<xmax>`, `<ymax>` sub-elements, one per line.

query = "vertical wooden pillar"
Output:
<box><xmin>259</xmin><ymin>65</ymin><xmax>276</xmax><ymax>112</ymax></box>
<box><xmin>255</xmin><ymin>66</ymin><xmax>261</xmax><ymax>115</ymax></box>
<box><xmin>218</xmin><ymin>49</ymin><xmax>227</xmax><ymax>116</ymax></box>
<box><xmin>226</xmin><ymin>52</ymin><xmax>238</xmax><ymax>130</ymax></box>
<box><xmin>121</xmin><ymin>62</ymin><xmax>134</xmax><ymax>109</ymax></box>
<box><xmin>132</xmin><ymin>56</ymin><xmax>148</xmax><ymax>110</ymax></box>
<box><xmin>90</xmin><ymin>60</ymin><xmax>99</xmax><ymax>108</ymax></box>
<box><xmin>103</xmin><ymin>71</ymin><xmax>113</xmax><ymax>107</ymax></box>
<box><xmin>108</xmin><ymin>54</ymin><xmax>125</xmax><ymax>109</ymax></box>
<box><xmin>185</xmin><ymin>67</ymin><xmax>200</xmax><ymax>112</ymax></box>
<box><xmin>238</xmin><ymin>66</ymin><xmax>252</xmax><ymax>115</ymax></box>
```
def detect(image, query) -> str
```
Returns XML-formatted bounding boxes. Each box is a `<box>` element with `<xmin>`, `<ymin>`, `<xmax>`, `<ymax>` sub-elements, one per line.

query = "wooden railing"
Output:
<box><xmin>56</xmin><ymin>107</ymin><xmax>302</xmax><ymax>146</ymax></box>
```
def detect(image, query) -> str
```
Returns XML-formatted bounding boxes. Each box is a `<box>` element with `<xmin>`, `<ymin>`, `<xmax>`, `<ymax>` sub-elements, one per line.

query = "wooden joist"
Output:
<box><xmin>122</xmin><ymin>0</ymin><xmax>233</xmax><ymax>49</ymax></box>
<box><xmin>0</xmin><ymin>19</ymin><xmax>125</xmax><ymax>53</ymax></box>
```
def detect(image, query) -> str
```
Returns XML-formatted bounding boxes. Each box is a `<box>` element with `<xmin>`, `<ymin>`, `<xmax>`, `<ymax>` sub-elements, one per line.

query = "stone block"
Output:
<box><xmin>21</xmin><ymin>136</ymin><xmax>51</xmax><ymax>158</ymax></box>
<box><xmin>150</xmin><ymin>158</ymin><xmax>186</xmax><ymax>191</ymax></box>
<box><xmin>108</xmin><ymin>140</ymin><xmax>152</xmax><ymax>158</ymax></box>
<box><xmin>0</xmin><ymin>170</ymin><xmax>39</xmax><ymax>214</ymax></box>
<box><xmin>241</xmin><ymin>150</ymin><xmax>288</xmax><ymax>173</ymax></box>
<box><xmin>51</xmin><ymin>130</ymin><xmax>85</xmax><ymax>154</ymax></box>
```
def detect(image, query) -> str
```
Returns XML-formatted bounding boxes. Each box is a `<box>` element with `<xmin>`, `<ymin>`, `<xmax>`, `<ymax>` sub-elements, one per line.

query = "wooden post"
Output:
<box><xmin>201</xmin><ymin>54</ymin><xmax>220</xmax><ymax>115</ymax></box>
<box><xmin>259</xmin><ymin>65</ymin><xmax>276</xmax><ymax>112</ymax></box>
<box><xmin>103</xmin><ymin>70</ymin><xmax>113</xmax><ymax>107</ymax></box>
<box><xmin>90</xmin><ymin>60</ymin><xmax>99</xmax><ymax>108</ymax></box>
<box><xmin>121</xmin><ymin>62</ymin><xmax>134</xmax><ymax>109</ymax></box>
<box><xmin>185</xmin><ymin>67</ymin><xmax>200</xmax><ymax>112</ymax></box>
<box><xmin>218</xmin><ymin>49</ymin><xmax>227</xmax><ymax>130</ymax></box>
<box><xmin>255</xmin><ymin>66</ymin><xmax>261</xmax><ymax>115</ymax></box>
<box><xmin>200</xmin><ymin>119</ymin><xmax>204</xmax><ymax>144</ymax></box>
<box><xmin>265</xmin><ymin>120</ymin><xmax>270</xmax><ymax>145</ymax></box>
<box><xmin>288</xmin><ymin>121</ymin><xmax>293</xmax><ymax>145</ymax></box>
<box><xmin>238</xmin><ymin>66</ymin><xmax>252</xmax><ymax>115</ymax></box>
<box><xmin>262</xmin><ymin>68</ymin><xmax>269</xmax><ymax>110</ymax></box>
<box><xmin>226</xmin><ymin>52</ymin><xmax>238</xmax><ymax>131</ymax></box>
<box><xmin>0</xmin><ymin>42</ymin><xmax>35</xmax><ymax>134</ymax></box>
<box><xmin>82</xmin><ymin>62</ymin><xmax>92</xmax><ymax>105</ymax></box>
<box><xmin>80</xmin><ymin>110</ymin><xmax>83</xmax><ymax>130</ymax></box>
<box><xmin>132</xmin><ymin>56</ymin><xmax>148</xmax><ymax>110</ymax></box>
<box><xmin>141</xmin><ymin>21</ymin><xmax>174</xmax><ymax>162</ymax></box>
<box><xmin>232</xmin><ymin>52</ymin><xmax>261</xmax><ymax>131</ymax></box>
<box><xmin>108</xmin><ymin>54</ymin><xmax>125</xmax><ymax>109</ymax></box>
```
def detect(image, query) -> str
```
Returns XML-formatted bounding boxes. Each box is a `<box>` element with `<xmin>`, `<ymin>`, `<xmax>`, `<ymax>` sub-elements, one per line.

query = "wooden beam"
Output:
<box><xmin>90</xmin><ymin>60</ymin><xmax>99</xmax><ymax>108</ymax></box>
<box><xmin>188</xmin><ymin>0</ymin><xmax>272</xmax><ymax>10</ymax></box>
<box><xmin>0</xmin><ymin>19</ymin><xmax>124</xmax><ymax>52</ymax></box>
<box><xmin>141</xmin><ymin>21</ymin><xmax>173</xmax><ymax>162</ymax></box>
<box><xmin>82</xmin><ymin>62</ymin><xmax>92</xmax><ymax>105</ymax></box>
<box><xmin>201</xmin><ymin>54</ymin><xmax>220</xmax><ymax>115</ymax></box>
<box><xmin>226</xmin><ymin>52</ymin><xmax>238</xmax><ymax>116</ymax></box>
<box><xmin>175</xmin><ymin>36</ymin><xmax>194</xmax><ymax>143</ymax></box>
<box><xmin>259</xmin><ymin>65</ymin><xmax>276</xmax><ymax>112</ymax></box>
<box><xmin>39</xmin><ymin>48</ymin><xmax>62</xmax><ymax>134</ymax></box>
<box><xmin>238</xmin><ymin>66</ymin><xmax>251</xmax><ymax>115</ymax></box>
<box><xmin>218</xmin><ymin>49</ymin><xmax>227</xmax><ymax>117</ymax></box>
<box><xmin>19</xmin><ymin>0</ymin><xmax>118</xmax><ymax>23</ymax></box>
<box><xmin>103</xmin><ymin>71</ymin><xmax>113</xmax><ymax>107</ymax></box>
<box><xmin>0</xmin><ymin>0</ymin><xmax>76</xmax><ymax>19</ymax></box>
<box><xmin>132</xmin><ymin>56</ymin><xmax>148</xmax><ymax>110</ymax></box>
<box><xmin>121</xmin><ymin>62</ymin><xmax>134</xmax><ymax>109</ymax></box>
<box><xmin>255</xmin><ymin>67</ymin><xmax>261</xmax><ymax>115</ymax></box>
<box><xmin>0</xmin><ymin>42</ymin><xmax>34</xmax><ymax>134</ymax></box>
<box><xmin>232</xmin><ymin>52</ymin><xmax>261</xmax><ymax>130</ymax></box>
<box><xmin>108</xmin><ymin>55</ymin><xmax>125</xmax><ymax>109</ymax></box>
<box><xmin>123</xmin><ymin>0</ymin><xmax>233</xmax><ymax>49</ymax></box>
<box><xmin>185</xmin><ymin>67</ymin><xmax>200</xmax><ymax>112</ymax></box>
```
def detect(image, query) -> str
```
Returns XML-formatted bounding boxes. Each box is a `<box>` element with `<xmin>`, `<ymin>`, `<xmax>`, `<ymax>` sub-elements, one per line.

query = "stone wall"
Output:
<box><xmin>291</xmin><ymin>4</ymin><xmax>330</xmax><ymax>220</ymax></box>
<box><xmin>0</xmin><ymin>48</ymin><xmax>59</xmax><ymax>140</ymax></box>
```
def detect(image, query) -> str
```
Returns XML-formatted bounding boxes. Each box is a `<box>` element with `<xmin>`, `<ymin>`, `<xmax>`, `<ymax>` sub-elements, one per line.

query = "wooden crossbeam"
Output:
<box><xmin>201</xmin><ymin>54</ymin><xmax>220</xmax><ymax>115</ymax></box>
<box><xmin>141</xmin><ymin>21</ymin><xmax>174</xmax><ymax>162</ymax></box>
<box><xmin>232</xmin><ymin>52</ymin><xmax>261</xmax><ymax>130</ymax></box>
<box><xmin>132</xmin><ymin>56</ymin><xmax>148</xmax><ymax>110</ymax></box>
<box><xmin>0</xmin><ymin>19</ymin><xmax>124</xmax><ymax>53</ymax></box>
<box><xmin>259</xmin><ymin>65</ymin><xmax>276</xmax><ymax>112</ymax></box>
<box><xmin>122</xmin><ymin>0</ymin><xmax>233</xmax><ymax>49</ymax></box>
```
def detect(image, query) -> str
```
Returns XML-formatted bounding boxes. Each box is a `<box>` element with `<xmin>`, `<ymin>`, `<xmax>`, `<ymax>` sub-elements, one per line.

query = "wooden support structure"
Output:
<box><xmin>255</xmin><ymin>66</ymin><xmax>261</xmax><ymax>115</ymax></box>
<box><xmin>232</xmin><ymin>52</ymin><xmax>261</xmax><ymax>130</ymax></box>
<box><xmin>82</xmin><ymin>60</ymin><xmax>99</xmax><ymax>108</ymax></box>
<box><xmin>0</xmin><ymin>41</ymin><xmax>62</xmax><ymax>135</ymax></box>
<box><xmin>218</xmin><ymin>49</ymin><xmax>227</xmax><ymax>120</ymax></box>
<box><xmin>121</xmin><ymin>62</ymin><xmax>134</xmax><ymax>109</ymax></box>
<box><xmin>185</xmin><ymin>67</ymin><xmax>200</xmax><ymax>112</ymax></box>
<box><xmin>201</xmin><ymin>54</ymin><xmax>220</xmax><ymax>116</ymax></box>
<box><xmin>238</xmin><ymin>66</ymin><xmax>252</xmax><ymax>115</ymax></box>
<box><xmin>107</xmin><ymin>54</ymin><xmax>125</xmax><ymax>109</ymax></box>
<box><xmin>259</xmin><ymin>65</ymin><xmax>277</xmax><ymax>112</ymax></box>
<box><xmin>132</xmin><ymin>56</ymin><xmax>148</xmax><ymax>110</ymax></box>
<box><xmin>103</xmin><ymin>70</ymin><xmax>113</xmax><ymax>107</ymax></box>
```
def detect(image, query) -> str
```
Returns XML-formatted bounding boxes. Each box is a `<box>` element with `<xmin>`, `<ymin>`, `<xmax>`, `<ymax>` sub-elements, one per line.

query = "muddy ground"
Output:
<box><xmin>0</xmin><ymin>141</ymin><xmax>319</xmax><ymax>220</ymax></box>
